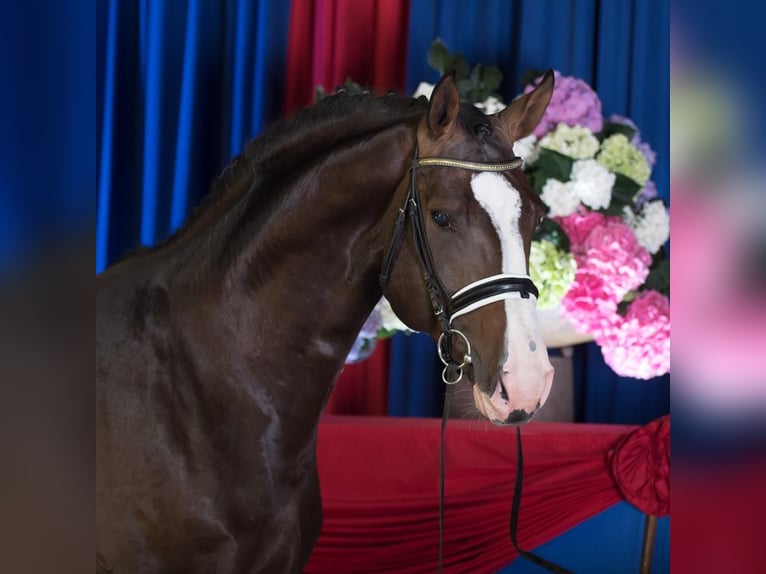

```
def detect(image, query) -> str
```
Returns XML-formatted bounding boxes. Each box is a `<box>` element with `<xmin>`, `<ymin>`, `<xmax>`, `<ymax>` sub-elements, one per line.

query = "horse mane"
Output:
<box><xmin>115</xmin><ymin>92</ymin><xmax>427</xmax><ymax>269</ymax></box>
<box><xmin>244</xmin><ymin>92</ymin><xmax>427</xmax><ymax>177</ymax></box>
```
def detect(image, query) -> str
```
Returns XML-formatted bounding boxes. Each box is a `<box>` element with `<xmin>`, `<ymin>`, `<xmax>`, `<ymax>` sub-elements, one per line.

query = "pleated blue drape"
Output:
<box><xmin>96</xmin><ymin>0</ymin><xmax>290</xmax><ymax>272</ymax></box>
<box><xmin>391</xmin><ymin>0</ymin><xmax>670</xmax><ymax>422</ymax></box>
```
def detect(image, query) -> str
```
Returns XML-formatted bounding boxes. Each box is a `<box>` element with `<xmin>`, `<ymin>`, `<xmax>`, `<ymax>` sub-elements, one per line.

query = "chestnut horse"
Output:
<box><xmin>96</xmin><ymin>71</ymin><xmax>554</xmax><ymax>573</ymax></box>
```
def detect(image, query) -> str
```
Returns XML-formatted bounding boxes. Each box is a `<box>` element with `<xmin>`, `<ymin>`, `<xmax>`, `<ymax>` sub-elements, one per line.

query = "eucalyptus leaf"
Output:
<box><xmin>427</xmin><ymin>38</ymin><xmax>451</xmax><ymax>73</ymax></box>
<box><xmin>480</xmin><ymin>65</ymin><xmax>503</xmax><ymax>92</ymax></box>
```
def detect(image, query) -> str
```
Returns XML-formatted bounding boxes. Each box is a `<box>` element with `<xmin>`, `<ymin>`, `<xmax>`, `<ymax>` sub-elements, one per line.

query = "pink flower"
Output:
<box><xmin>525</xmin><ymin>71</ymin><xmax>603</xmax><ymax>138</ymax></box>
<box><xmin>599</xmin><ymin>291</ymin><xmax>671</xmax><ymax>379</ymax></box>
<box><xmin>561</xmin><ymin>270</ymin><xmax>617</xmax><ymax>335</ymax></box>
<box><xmin>556</xmin><ymin>209</ymin><xmax>607</xmax><ymax>250</ymax></box>
<box><xmin>582</xmin><ymin>219</ymin><xmax>652</xmax><ymax>301</ymax></box>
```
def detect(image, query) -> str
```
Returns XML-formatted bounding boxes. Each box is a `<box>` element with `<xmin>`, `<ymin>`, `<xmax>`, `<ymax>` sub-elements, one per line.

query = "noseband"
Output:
<box><xmin>379</xmin><ymin>147</ymin><xmax>539</xmax><ymax>385</ymax></box>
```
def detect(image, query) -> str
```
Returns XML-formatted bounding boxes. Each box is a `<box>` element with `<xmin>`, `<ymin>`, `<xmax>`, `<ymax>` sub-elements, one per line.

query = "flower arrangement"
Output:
<box><xmin>518</xmin><ymin>68</ymin><xmax>670</xmax><ymax>379</ymax></box>
<box><xmin>339</xmin><ymin>40</ymin><xmax>670</xmax><ymax>379</ymax></box>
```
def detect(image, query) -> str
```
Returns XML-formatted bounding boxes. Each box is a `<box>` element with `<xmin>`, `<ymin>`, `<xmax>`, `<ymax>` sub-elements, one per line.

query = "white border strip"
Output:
<box><xmin>450</xmin><ymin>273</ymin><xmax>534</xmax><ymax>300</ymax></box>
<box><xmin>450</xmin><ymin>292</ymin><xmax>535</xmax><ymax>322</ymax></box>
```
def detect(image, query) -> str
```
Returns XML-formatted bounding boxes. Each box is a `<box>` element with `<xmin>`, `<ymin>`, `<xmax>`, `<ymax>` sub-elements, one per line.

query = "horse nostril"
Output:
<box><xmin>499</xmin><ymin>385</ymin><xmax>509</xmax><ymax>402</ymax></box>
<box><xmin>505</xmin><ymin>409</ymin><xmax>531</xmax><ymax>424</ymax></box>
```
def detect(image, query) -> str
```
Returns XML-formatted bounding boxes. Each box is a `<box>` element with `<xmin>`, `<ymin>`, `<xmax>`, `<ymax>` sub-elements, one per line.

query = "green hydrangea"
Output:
<box><xmin>539</xmin><ymin>123</ymin><xmax>600</xmax><ymax>159</ymax></box>
<box><xmin>596</xmin><ymin>133</ymin><xmax>651</xmax><ymax>185</ymax></box>
<box><xmin>529</xmin><ymin>240</ymin><xmax>577</xmax><ymax>309</ymax></box>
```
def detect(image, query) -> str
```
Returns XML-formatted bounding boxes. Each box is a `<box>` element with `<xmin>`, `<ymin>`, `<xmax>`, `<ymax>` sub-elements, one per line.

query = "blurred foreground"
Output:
<box><xmin>672</xmin><ymin>1</ymin><xmax>766</xmax><ymax>572</ymax></box>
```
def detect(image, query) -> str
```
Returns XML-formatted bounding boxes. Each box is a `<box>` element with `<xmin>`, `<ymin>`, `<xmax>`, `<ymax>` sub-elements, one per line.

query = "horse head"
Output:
<box><xmin>383</xmin><ymin>70</ymin><xmax>555</xmax><ymax>425</ymax></box>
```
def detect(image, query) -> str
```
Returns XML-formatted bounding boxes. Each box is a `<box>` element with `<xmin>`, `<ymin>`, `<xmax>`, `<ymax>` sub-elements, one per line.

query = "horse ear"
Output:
<box><xmin>497</xmin><ymin>69</ymin><xmax>554</xmax><ymax>141</ymax></box>
<box><xmin>426</xmin><ymin>70</ymin><xmax>460</xmax><ymax>139</ymax></box>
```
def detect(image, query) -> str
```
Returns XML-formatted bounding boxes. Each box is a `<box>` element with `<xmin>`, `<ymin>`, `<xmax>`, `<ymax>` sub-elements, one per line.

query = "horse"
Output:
<box><xmin>96</xmin><ymin>70</ymin><xmax>555</xmax><ymax>573</ymax></box>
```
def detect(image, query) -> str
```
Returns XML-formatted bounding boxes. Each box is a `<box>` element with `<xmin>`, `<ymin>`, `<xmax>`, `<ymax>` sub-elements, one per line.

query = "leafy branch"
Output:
<box><xmin>426</xmin><ymin>38</ymin><xmax>503</xmax><ymax>103</ymax></box>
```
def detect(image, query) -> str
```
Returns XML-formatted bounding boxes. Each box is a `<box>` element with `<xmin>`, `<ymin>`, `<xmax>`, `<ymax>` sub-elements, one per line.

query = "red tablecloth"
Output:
<box><xmin>307</xmin><ymin>416</ymin><xmax>636</xmax><ymax>573</ymax></box>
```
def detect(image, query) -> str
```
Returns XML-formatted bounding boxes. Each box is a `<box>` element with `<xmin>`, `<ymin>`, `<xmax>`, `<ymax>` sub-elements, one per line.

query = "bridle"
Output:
<box><xmin>379</xmin><ymin>146</ymin><xmax>539</xmax><ymax>385</ymax></box>
<box><xmin>379</xmin><ymin>145</ymin><xmax>573</xmax><ymax>574</ymax></box>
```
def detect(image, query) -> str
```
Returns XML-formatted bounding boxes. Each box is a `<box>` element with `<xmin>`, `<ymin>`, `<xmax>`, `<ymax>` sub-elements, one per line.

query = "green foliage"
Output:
<box><xmin>520</xmin><ymin>68</ymin><xmax>546</xmax><ymax>89</ymax></box>
<box><xmin>315</xmin><ymin>78</ymin><xmax>368</xmax><ymax>101</ymax></box>
<box><xmin>599</xmin><ymin>173</ymin><xmax>642</xmax><ymax>216</ymax></box>
<box><xmin>535</xmin><ymin>149</ymin><xmax>574</xmax><ymax>182</ymax></box>
<box><xmin>427</xmin><ymin>38</ymin><xmax>503</xmax><ymax>102</ymax></box>
<box><xmin>643</xmin><ymin>256</ymin><xmax>670</xmax><ymax>296</ymax></box>
<box><xmin>534</xmin><ymin>217</ymin><xmax>571</xmax><ymax>252</ymax></box>
<box><xmin>598</xmin><ymin>120</ymin><xmax>637</xmax><ymax>143</ymax></box>
<box><xmin>526</xmin><ymin>148</ymin><xmax>574</xmax><ymax>195</ymax></box>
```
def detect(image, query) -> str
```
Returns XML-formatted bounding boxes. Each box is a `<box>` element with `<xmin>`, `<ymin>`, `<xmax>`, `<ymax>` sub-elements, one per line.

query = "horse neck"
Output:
<box><xmin>172</xmin><ymin>122</ymin><xmax>416</xmax><ymax>440</ymax></box>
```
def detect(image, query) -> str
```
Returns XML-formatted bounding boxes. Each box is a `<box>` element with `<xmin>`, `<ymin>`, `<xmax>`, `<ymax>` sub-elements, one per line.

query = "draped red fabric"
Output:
<box><xmin>609</xmin><ymin>415</ymin><xmax>670</xmax><ymax>516</ymax></box>
<box><xmin>326</xmin><ymin>340</ymin><xmax>390</xmax><ymax>415</ymax></box>
<box><xmin>284</xmin><ymin>0</ymin><xmax>410</xmax><ymax>116</ymax></box>
<box><xmin>305</xmin><ymin>417</ymin><xmax>633</xmax><ymax>573</ymax></box>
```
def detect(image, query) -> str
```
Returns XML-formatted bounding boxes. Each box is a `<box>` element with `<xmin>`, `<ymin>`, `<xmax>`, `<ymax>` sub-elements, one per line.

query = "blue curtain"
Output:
<box><xmin>392</xmin><ymin>0</ymin><xmax>670</xmax><ymax>423</ymax></box>
<box><xmin>96</xmin><ymin>0</ymin><xmax>290</xmax><ymax>272</ymax></box>
<box><xmin>497</xmin><ymin>501</ymin><xmax>669</xmax><ymax>574</ymax></box>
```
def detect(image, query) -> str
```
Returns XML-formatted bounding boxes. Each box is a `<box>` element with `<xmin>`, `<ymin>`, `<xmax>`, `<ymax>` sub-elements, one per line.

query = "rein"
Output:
<box><xmin>380</xmin><ymin>147</ymin><xmax>573</xmax><ymax>574</ymax></box>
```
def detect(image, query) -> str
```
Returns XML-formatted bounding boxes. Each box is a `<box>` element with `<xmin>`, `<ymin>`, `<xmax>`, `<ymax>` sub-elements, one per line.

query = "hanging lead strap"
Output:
<box><xmin>510</xmin><ymin>427</ymin><xmax>575</xmax><ymax>574</ymax></box>
<box><xmin>438</xmin><ymin>383</ymin><xmax>455</xmax><ymax>574</ymax></box>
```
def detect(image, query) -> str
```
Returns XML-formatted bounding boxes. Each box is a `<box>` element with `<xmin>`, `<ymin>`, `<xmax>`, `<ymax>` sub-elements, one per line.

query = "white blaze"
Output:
<box><xmin>470</xmin><ymin>172</ymin><xmax>526</xmax><ymax>274</ymax></box>
<box><xmin>470</xmin><ymin>172</ymin><xmax>550</xmax><ymax>413</ymax></box>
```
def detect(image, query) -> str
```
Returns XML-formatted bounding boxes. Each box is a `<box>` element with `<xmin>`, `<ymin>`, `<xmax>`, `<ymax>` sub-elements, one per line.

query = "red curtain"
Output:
<box><xmin>285</xmin><ymin>0</ymin><xmax>411</xmax><ymax>115</ymax></box>
<box><xmin>325</xmin><ymin>341</ymin><xmax>390</xmax><ymax>416</ymax></box>
<box><xmin>306</xmin><ymin>417</ymin><xmax>635</xmax><ymax>573</ymax></box>
<box><xmin>285</xmin><ymin>0</ymin><xmax>410</xmax><ymax>414</ymax></box>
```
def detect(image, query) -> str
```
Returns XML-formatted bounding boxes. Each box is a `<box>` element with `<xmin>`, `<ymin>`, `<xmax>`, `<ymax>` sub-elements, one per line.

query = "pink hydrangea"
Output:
<box><xmin>558</xmin><ymin>212</ymin><xmax>651</xmax><ymax>303</ymax></box>
<box><xmin>525</xmin><ymin>70</ymin><xmax>603</xmax><ymax>138</ymax></box>
<box><xmin>556</xmin><ymin>208</ymin><xmax>607</xmax><ymax>250</ymax></box>
<box><xmin>560</xmin><ymin>270</ymin><xmax>617</xmax><ymax>335</ymax></box>
<box><xmin>598</xmin><ymin>291</ymin><xmax>671</xmax><ymax>379</ymax></box>
<box><xmin>582</xmin><ymin>218</ymin><xmax>652</xmax><ymax>301</ymax></box>
<box><xmin>559</xmin><ymin>212</ymin><xmax>653</xmax><ymax>344</ymax></box>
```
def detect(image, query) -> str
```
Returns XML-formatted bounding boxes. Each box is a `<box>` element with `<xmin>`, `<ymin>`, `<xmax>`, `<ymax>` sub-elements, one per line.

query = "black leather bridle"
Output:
<box><xmin>379</xmin><ymin>146</ymin><xmax>539</xmax><ymax>385</ymax></box>
<box><xmin>379</xmin><ymin>146</ymin><xmax>573</xmax><ymax>574</ymax></box>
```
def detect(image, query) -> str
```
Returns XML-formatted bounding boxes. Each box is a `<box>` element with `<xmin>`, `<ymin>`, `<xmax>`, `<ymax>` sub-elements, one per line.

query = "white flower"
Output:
<box><xmin>378</xmin><ymin>298</ymin><xmax>412</xmax><ymax>333</ymax></box>
<box><xmin>570</xmin><ymin>159</ymin><xmax>615</xmax><ymax>210</ymax></box>
<box><xmin>513</xmin><ymin>134</ymin><xmax>539</xmax><ymax>164</ymax></box>
<box><xmin>631</xmin><ymin>200</ymin><xmax>670</xmax><ymax>253</ymax></box>
<box><xmin>622</xmin><ymin>205</ymin><xmax>637</xmax><ymax>227</ymax></box>
<box><xmin>474</xmin><ymin>96</ymin><xmax>506</xmax><ymax>115</ymax></box>
<box><xmin>540</xmin><ymin>179</ymin><xmax>579</xmax><ymax>217</ymax></box>
<box><xmin>539</xmin><ymin>123</ymin><xmax>600</xmax><ymax>159</ymax></box>
<box><xmin>413</xmin><ymin>82</ymin><xmax>434</xmax><ymax>100</ymax></box>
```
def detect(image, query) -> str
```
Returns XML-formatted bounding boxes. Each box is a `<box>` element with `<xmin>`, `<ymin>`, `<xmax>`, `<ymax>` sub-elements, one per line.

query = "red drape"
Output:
<box><xmin>285</xmin><ymin>0</ymin><xmax>410</xmax><ymax>115</ymax></box>
<box><xmin>306</xmin><ymin>417</ymin><xmax>635</xmax><ymax>573</ymax></box>
<box><xmin>285</xmin><ymin>0</ymin><xmax>410</xmax><ymax>414</ymax></box>
<box><xmin>325</xmin><ymin>341</ymin><xmax>390</xmax><ymax>416</ymax></box>
<box><xmin>610</xmin><ymin>415</ymin><xmax>670</xmax><ymax>516</ymax></box>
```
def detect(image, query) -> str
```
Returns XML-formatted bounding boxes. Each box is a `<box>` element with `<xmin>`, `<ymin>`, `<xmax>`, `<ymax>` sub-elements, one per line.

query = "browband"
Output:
<box><xmin>412</xmin><ymin>157</ymin><xmax>524</xmax><ymax>172</ymax></box>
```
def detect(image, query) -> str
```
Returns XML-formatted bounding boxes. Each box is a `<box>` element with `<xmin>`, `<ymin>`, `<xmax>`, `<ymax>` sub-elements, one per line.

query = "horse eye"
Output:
<box><xmin>431</xmin><ymin>210</ymin><xmax>451</xmax><ymax>228</ymax></box>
